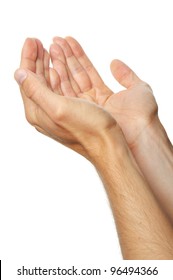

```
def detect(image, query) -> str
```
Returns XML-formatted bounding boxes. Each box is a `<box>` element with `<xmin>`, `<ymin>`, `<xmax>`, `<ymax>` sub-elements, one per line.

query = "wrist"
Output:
<box><xmin>128</xmin><ymin>116</ymin><xmax>173</xmax><ymax>222</ymax></box>
<box><xmin>131</xmin><ymin>116</ymin><xmax>173</xmax><ymax>156</ymax></box>
<box><xmin>90</xmin><ymin>123</ymin><xmax>135</xmax><ymax>172</ymax></box>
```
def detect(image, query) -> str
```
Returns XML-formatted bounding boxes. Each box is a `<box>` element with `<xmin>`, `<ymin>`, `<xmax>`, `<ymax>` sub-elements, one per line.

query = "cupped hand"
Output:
<box><xmin>50</xmin><ymin>37</ymin><xmax>158</xmax><ymax>147</ymax></box>
<box><xmin>14</xmin><ymin>38</ymin><xmax>120</xmax><ymax>161</ymax></box>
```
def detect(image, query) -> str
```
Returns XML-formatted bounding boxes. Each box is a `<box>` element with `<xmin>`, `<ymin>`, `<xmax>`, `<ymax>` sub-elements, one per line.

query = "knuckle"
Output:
<box><xmin>72</xmin><ymin>65</ymin><xmax>83</xmax><ymax>75</ymax></box>
<box><xmin>35</xmin><ymin>125</ymin><xmax>44</xmax><ymax>134</ymax></box>
<box><xmin>52</xmin><ymin>106</ymin><xmax>65</xmax><ymax>123</ymax></box>
<box><xmin>141</xmin><ymin>81</ymin><xmax>153</xmax><ymax>93</ymax></box>
<box><xmin>85</xmin><ymin>62</ymin><xmax>93</xmax><ymax>72</ymax></box>
<box><xmin>25</xmin><ymin>113</ymin><xmax>35</xmax><ymax>126</ymax></box>
<box><xmin>56</xmin><ymin>64</ymin><xmax>68</xmax><ymax>82</ymax></box>
<box><xmin>24</xmin><ymin>81</ymin><xmax>37</xmax><ymax>100</ymax></box>
<box><xmin>146</xmin><ymin>83</ymin><xmax>153</xmax><ymax>93</ymax></box>
<box><xmin>25</xmin><ymin>108</ymin><xmax>38</xmax><ymax>126</ymax></box>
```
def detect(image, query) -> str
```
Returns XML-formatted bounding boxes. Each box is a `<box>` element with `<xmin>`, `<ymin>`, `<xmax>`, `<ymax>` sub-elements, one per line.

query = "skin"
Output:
<box><xmin>14</xmin><ymin>38</ymin><xmax>173</xmax><ymax>259</ymax></box>
<box><xmin>49</xmin><ymin>37</ymin><xmax>173</xmax><ymax>223</ymax></box>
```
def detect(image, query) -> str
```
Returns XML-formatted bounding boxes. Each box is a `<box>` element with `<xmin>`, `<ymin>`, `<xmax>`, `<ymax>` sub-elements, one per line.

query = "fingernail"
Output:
<box><xmin>14</xmin><ymin>69</ymin><xmax>27</xmax><ymax>85</ymax></box>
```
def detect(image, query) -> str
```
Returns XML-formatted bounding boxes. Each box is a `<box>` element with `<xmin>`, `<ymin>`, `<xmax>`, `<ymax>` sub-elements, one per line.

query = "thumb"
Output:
<box><xmin>14</xmin><ymin>69</ymin><xmax>45</xmax><ymax>100</ymax></box>
<box><xmin>110</xmin><ymin>59</ymin><xmax>141</xmax><ymax>89</ymax></box>
<box><xmin>14</xmin><ymin>68</ymin><xmax>62</xmax><ymax>118</ymax></box>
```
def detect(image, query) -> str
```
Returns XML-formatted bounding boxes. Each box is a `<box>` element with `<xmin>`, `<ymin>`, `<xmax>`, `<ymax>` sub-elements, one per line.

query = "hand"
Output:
<box><xmin>14</xmin><ymin>38</ymin><xmax>121</xmax><ymax>161</ymax></box>
<box><xmin>50</xmin><ymin>37</ymin><xmax>158</xmax><ymax>147</ymax></box>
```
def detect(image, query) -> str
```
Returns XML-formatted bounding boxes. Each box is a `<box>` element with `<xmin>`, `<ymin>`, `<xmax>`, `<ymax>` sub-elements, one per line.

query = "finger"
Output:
<box><xmin>35</xmin><ymin>39</ymin><xmax>44</xmax><ymax>75</ymax></box>
<box><xmin>50</xmin><ymin>43</ymin><xmax>81</xmax><ymax>94</ymax></box>
<box><xmin>65</xmin><ymin>36</ymin><xmax>104</xmax><ymax>87</ymax></box>
<box><xmin>53</xmin><ymin>37</ymin><xmax>92</xmax><ymax>92</ymax></box>
<box><xmin>14</xmin><ymin>68</ymin><xmax>65</xmax><ymax>120</ymax></box>
<box><xmin>52</xmin><ymin>59</ymin><xmax>77</xmax><ymax>97</ymax></box>
<box><xmin>50</xmin><ymin>42</ymin><xmax>66</xmax><ymax>63</ymax></box>
<box><xmin>49</xmin><ymin>68</ymin><xmax>63</xmax><ymax>95</ymax></box>
<box><xmin>110</xmin><ymin>59</ymin><xmax>142</xmax><ymax>89</ymax></box>
<box><xmin>19</xmin><ymin>38</ymin><xmax>38</xmax><ymax>113</ymax></box>
<box><xmin>43</xmin><ymin>49</ymin><xmax>50</xmax><ymax>85</ymax></box>
<box><xmin>20</xmin><ymin>38</ymin><xmax>37</xmax><ymax>71</ymax></box>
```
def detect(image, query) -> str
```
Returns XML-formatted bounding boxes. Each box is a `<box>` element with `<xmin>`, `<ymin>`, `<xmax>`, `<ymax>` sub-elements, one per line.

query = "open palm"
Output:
<box><xmin>50</xmin><ymin>37</ymin><xmax>158</xmax><ymax>146</ymax></box>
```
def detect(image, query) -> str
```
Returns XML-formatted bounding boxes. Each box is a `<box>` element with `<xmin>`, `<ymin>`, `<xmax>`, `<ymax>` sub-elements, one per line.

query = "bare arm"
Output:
<box><xmin>94</xmin><ymin>129</ymin><xmax>173</xmax><ymax>259</ymax></box>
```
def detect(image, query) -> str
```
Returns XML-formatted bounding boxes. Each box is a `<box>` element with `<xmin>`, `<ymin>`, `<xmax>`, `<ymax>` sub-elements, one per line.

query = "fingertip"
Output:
<box><xmin>110</xmin><ymin>59</ymin><xmax>141</xmax><ymax>88</ymax></box>
<box><xmin>110</xmin><ymin>59</ymin><xmax>131</xmax><ymax>86</ymax></box>
<box><xmin>24</xmin><ymin>37</ymin><xmax>36</xmax><ymax>44</ymax></box>
<box><xmin>53</xmin><ymin>36</ymin><xmax>63</xmax><ymax>44</ymax></box>
<box><xmin>49</xmin><ymin>43</ymin><xmax>58</xmax><ymax>54</ymax></box>
<box><xmin>65</xmin><ymin>36</ymin><xmax>75</xmax><ymax>42</ymax></box>
<box><xmin>23</xmin><ymin>37</ymin><xmax>39</xmax><ymax>50</ymax></box>
<box><xmin>66</xmin><ymin>36</ymin><xmax>81</xmax><ymax>47</ymax></box>
<box><xmin>21</xmin><ymin>38</ymin><xmax>38</xmax><ymax>70</ymax></box>
<box><xmin>110</xmin><ymin>59</ymin><xmax>123</xmax><ymax>70</ymax></box>
<box><xmin>14</xmin><ymin>69</ymin><xmax>28</xmax><ymax>85</ymax></box>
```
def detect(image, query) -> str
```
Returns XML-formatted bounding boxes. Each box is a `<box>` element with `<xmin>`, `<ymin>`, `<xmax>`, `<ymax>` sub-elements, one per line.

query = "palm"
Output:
<box><xmin>104</xmin><ymin>84</ymin><xmax>157</xmax><ymax>144</ymax></box>
<box><xmin>50</xmin><ymin>37</ymin><xmax>158</xmax><ymax>145</ymax></box>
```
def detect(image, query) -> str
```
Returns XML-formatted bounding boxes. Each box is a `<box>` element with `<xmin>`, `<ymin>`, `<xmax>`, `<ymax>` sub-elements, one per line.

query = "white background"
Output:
<box><xmin>0</xmin><ymin>0</ymin><xmax>173</xmax><ymax>278</ymax></box>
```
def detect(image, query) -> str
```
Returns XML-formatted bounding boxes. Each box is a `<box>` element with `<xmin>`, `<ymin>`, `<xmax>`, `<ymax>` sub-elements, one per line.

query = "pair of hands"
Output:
<box><xmin>15</xmin><ymin>37</ymin><xmax>158</xmax><ymax>161</ymax></box>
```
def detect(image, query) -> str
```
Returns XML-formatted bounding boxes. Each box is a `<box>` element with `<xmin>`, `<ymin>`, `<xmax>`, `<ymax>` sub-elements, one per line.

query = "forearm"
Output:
<box><xmin>94</xmin><ymin>127</ymin><xmax>173</xmax><ymax>259</ymax></box>
<box><xmin>131</xmin><ymin>117</ymin><xmax>173</xmax><ymax>222</ymax></box>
